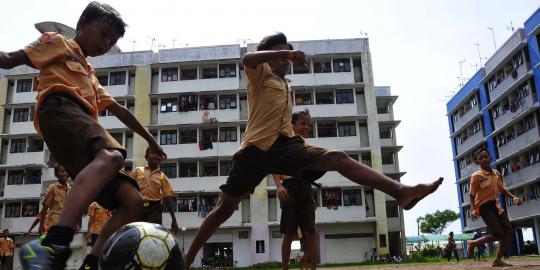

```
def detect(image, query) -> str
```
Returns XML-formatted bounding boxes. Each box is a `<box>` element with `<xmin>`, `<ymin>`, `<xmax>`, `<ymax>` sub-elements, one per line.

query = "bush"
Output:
<box><xmin>421</xmin><ymin>244</ymin><xmax>444</xmax><ymax>258</ymax></box>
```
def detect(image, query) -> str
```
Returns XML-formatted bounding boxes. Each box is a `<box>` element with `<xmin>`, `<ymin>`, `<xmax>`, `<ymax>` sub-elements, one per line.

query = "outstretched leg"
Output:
<box><xmin>184</xmin><ymin>193</ymin><xmax>243</xmax><ymax>268</ymax></box>
<box><xmin>307</xmin><ymin>151</ymin><xmax>443</xmax><ymax>210</ymax></box>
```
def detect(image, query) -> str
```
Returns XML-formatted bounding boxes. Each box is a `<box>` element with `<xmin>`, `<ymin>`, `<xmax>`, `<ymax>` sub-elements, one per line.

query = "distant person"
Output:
<box><xmin>39</xmin><ymin>164</ymin><xmax>71</xmax><ymax>234</ymax></box>
<box><xmin>0</xmin><ymin>229</ymin><xmax>14</xmax><ymax>270</ymax></box>
<box><xmin>466</xmin><ymin>148</ymin><xmax>522</xmax><ymax>267</ymax></box>
<box><xmin>446</xmin><ymin>231</ymin><xmax>459</xmax><ymax>262</ymax></box>
<box><xmin>86</xmin><ymin>202</ymin><xmax>111</xmax><ymax>247</ymax></box>
<box><xmin>473</xmin><ymin>230</ymin><xmax>487</xmax><ymax>261</ymax></box>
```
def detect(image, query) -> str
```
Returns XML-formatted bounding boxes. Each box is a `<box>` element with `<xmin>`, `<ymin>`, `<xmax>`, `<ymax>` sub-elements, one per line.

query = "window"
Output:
<box><xmin>7</xmin><ymin>170</ymin><xmax>24</xmax><ymax>185</ymax></box>
<box><xmin>386</xmin><ymin>201</ymin><xmax>399</xmax><ymax>217</ymax></box>
<box><xmin>201</xmin><ymin>128</ymin><xmax>218</xmax><ymax>143</ymax></box>
<box><xmin>22</xmin><ymin>201</ymin><xmax>39</xmax><ymax>217</ymax></box>
<box><xmin>377</xmin><ymin>103</ymin><xmax>390</xmax><ymax>114</ymax></box>
<box><xmin>219</xmin><ymin>95</ymin><xmax>237</xmax><ymax>109</ymax></box>
<box><xmin>161</xmin><ymin>67</ymin><xmax>179</xmax><ymax>82</ymax></box>
<box><xmin>160</xmin><ymin>98</ymin><xmax>178</xmax><ymax>113</ymax></box>
<box><xmin>333</xmin><ymin>58</ymin><xmax>351</xmax><ymax>72</ymax></box>
<box><xmin>16</xmin><ymin>79</ymin><xmax>32</xmax><ymax>93</ymax></box>
<box><xmin>160</xmin><ymin>130</ymin><xmax>177</xmax><ymax>145</ymax></box>
<box><xmin>316</xmin><ymin>91</ymin><xmax>334</xmax><ymax>104</ymax></box>
<box><xmin>179</xmin><ymin>161</ymin><xmax>197</xmax><ymax>177</ymax></box>
<box><xmin>335</xmin><ymin>89</ymin><xmax>354</xmax><ymax>104</ymax></box>
<box><xmin>160</xmin><ymin>163</ymin><xmax>177</xmax><ymax>178</ymax></box>
<box><xmin>338</xmin><ymin>122</ymin><xmax>356</xmax><ymax>137</ymax></box>
<box><xmin>178</xmin><ymin>196</ymin><xmax>197</xmax><ymax>212</ymax></box>
<box><xmin>27</xmin><ymin>138</ymin><xmax>44</xmax><ymax>152</ymax></box>
<box><xmin>219</xmin><ymin>64</ymin><xmax>236</xmax><ymax>78</ymax></box>
<box><xmin>178</xmin><ymin>95</ymin><xmax>198</xmax><ymax>112</ymax></box>
<box><xmin>382</xmin><ymin>153</ymin><xmax>394</xmax><ymax>164</ymax></box>
<box><xmin>97</xmin><ymin>74</ymin><xmax>109</xmax><ymax>86</ymax></box>
<box><xmin>200</xmin><ymin>95</ymin><xmax>217</xmax><ymax>110</ymax></box>
<box><xmin>317</xmin><ymin>122</ymin><xmax>337</xmax><ymax>137</ymax></box>
<box><xmin>181</xmin><ymin>67</ymin><xmax>197</xmax><ymax>80</ymax></box>
<box><xmin>110</xmin><ymin>133</ymin><xmax>123</xmax><ymax>145</ymax></box>
<box><xmin>5</xmin><ymin>202</ymin><xmax>21</xmax><ymax>218</ymax></box>
<box><xmin>295</xmin><ymin>92</ymin><xmax>312</xmax><ymax>105</ymax></box>
<box><xmin>343</xmin><ymin>189</ymin><xmax>362</xmax><ymax>206</ymax></box>
<box><xmin>322</xmin><ymin>189</ymin><xmax>342</xmax><ymax>207</ymax></box>
<box><xmin>201</xmin><ymin>65</ymin><xmax>218</xmax><ymax>79</ymax></box>
<box><xmin>293</xmin><ymin>63</ymin><xmax>310</xmax><ymax>74</ymax></box>
<box><xmin>110</xmin><ymin>71</ymin><xmax>126</xmax><ymax>85</ymax></box>
<box><xmin>179</xmin><ymin>129</ymin><xmax>197</xmax><ymax>144</ymax></box>
<box><xmin>379</xmin><ymin>234</ymin><xmax>387</xmax><ymax>248</ymax></box>
<box><xmin>219</xmin><ymin>127</ymin><xmax>237</xmax><ymax>142</ymax></box>
<box><xmin>13</xmin><ymin>108</ymin><xmax>29</xmax><ymax>122</ymax></box>
<box><xmin>313</xmin><ymin>59</ymin><xmax>331</xmax><ymax>73</ymax></box>
<box><xmin>380</xmin><ymin>127</ymin><xmax>392</xmax><ymax>139</ymax></box>
<box><xmin>220</xmin><ymin>160</ymin><xmax>233</xmax><ymax>176</ymax></box>
<box><xmin>10</xmin><ymin>139</ymin><xmax>26</xmax><ymax>153</ymax></box>
<box><xmin>201</xmin><ymin>160</ymin><xmax>218</xmax><ymax>177</ymax></box>
<box><xmin>256</xmin><ymin>240</ymin><xmax>265</xmax><ymax>254</ymax></box>
<box><xmin>24</xmin><ymin>170</ymin><xmax>41</xmax><ymax>184</ymax></box>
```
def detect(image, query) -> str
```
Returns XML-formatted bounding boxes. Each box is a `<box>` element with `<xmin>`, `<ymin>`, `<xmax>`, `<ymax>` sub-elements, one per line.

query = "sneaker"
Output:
<box><xmin>79</xmin><ymin>255</ymin><xmax>99</xmax><ymax>270</ymax></box>
<box><xmin>19</xmin><ymin>237</ymin><xmax>72</xmax><ymax>270</ymax></box>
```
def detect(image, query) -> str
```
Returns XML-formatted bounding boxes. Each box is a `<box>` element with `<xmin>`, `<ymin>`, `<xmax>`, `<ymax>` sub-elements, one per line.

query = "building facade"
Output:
<box><xmin>0</xmin><ymin>37</ymin><xmax>405</xmax><ymax>268</ymax></box>
<box><xmin>447</xmin><ymin>7</ymin><xmax>540</xmax><ymax>256</ymax></box>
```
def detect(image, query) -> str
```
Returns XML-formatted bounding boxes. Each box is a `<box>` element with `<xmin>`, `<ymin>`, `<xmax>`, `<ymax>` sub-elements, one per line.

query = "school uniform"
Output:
<box><xmin>220</xmin><ymin>63</ymin><xmax>328</xmax><ymax>197</ymax></box>
<box><xmin>0</xmin><ymin>236</ymin><xmax>14</xmax><ymax>270</ymax></box>
<box><xmin>22</xmin><ymin>32</ymin><xmax>138</xmax><ymax>210</ymax></box>
<box><xmin>131</xmin><ymin>167</ymin><xmax>174</xmax><ymax>224</ymax></box>
<box><xmin>43</xmin><ymin>182</ymin><xmax>71</xmax><ymax>233</ymax></box>
<box><xmin>87</xmin><ymin>202</ymin><xmax>111</xmax><ymax>246</ymax></box>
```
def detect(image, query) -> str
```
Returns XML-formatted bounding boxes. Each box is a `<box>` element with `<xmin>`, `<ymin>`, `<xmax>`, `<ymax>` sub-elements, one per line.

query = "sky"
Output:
<box><xmin>1</xmin><ymin>0</ymin><xmax>540</xmax><ymax>238</ymax></box>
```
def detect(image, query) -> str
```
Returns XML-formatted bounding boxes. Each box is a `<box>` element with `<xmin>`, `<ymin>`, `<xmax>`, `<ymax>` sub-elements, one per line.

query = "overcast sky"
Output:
<box><xmin>1</xmin><ymin>0</ymin><xmax>539</xmax><ymax>238</ymax></box>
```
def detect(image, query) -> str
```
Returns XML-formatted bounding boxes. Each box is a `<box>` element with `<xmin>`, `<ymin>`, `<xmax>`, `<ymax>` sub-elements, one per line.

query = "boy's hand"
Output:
<box><xmin>471</xmin><ymin>209</ymin><xmax>480</xmax><ymax>221</ymax></box>
<box><xmin>277</xmin><ymin>185</ymin><xmax>289</xmax><ymax>201</ymax></box>
<box><xmin>287</xmin><ymin>50</ymin><xmax>308</xmax><ymax>68</ymax></box>
<box><xmin>513</xmin><ymin>197</ymin><xmax>522</xmax><ymax>206</ymax></box>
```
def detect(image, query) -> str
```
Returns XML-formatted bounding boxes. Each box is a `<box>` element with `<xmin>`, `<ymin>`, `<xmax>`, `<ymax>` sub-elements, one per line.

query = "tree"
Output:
<box><xmin>417</xmin><ymin>209</ymin><xmax>459</xmax><ymax>235</ymax></box>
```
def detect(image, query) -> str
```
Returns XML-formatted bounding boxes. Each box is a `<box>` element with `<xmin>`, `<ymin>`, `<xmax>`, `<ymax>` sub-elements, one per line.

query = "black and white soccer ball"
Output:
<box><xmin>99</xmin><ymin>222</ymin><xmax>185</xmax><ymax>270</ymax></box>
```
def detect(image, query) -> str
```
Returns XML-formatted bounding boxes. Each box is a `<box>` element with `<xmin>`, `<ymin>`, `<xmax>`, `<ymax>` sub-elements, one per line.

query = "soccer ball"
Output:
<box><xmin>99</xmin><ymin>222</ymin><xmax>185</xmax><ymax>270</ymax></box>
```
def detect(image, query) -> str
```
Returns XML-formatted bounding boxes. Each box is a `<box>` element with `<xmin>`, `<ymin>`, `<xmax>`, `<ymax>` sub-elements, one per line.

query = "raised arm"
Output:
<box><xmin>106</xmin><ymin>101</ymin><xmax>166</xmax><ymax>159</ymax></box>
<box><xmin>242</xmin><ymin>50</ymin><xmax>307</xmax><ymax>69</ymax></box>
<box><xmin>0</xmin><ymin>50</ymin><xmax>33</xmax><ymax>69</ymax></box>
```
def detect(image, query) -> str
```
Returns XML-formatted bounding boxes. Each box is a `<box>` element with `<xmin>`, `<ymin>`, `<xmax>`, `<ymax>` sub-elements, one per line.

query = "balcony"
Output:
<box><xmin>98</xmin><ymin>116</ymin><xmax>126</xmax><ymax>129</ymax></box>
<box><xmin>162</xmin><ymin>207</ymin><xmax>243</xmax><ymax>229</ymax></box>
<box><xmin>378</xmin><ymin>113</ymin><xmax>392</xmax><ymax>122</ymax></box>
<box><xmin>383</xmin><ymin>163</ymin><xmax>399</xmax><ymax>174</ymax></box>
<box><xmin>493</xmin><ymin>94</ymin><xmax>536</xmax><ymax>131</ymax></box>
<box><xmin>497</xmin><ymin>126</ymin><xmax>540</xmax><ymax>158</ymax></box>
<box><xmin>11</xmin><ymin>91</ymin><xmax>37</xmax><ymax>104</ymax></box>
<box><xmin>170</xmin><ymin>176</ymin><xmax>226</xmax><ymax>193</ymax></box>
<box><xmin>305</xmin><ymin>136</ymin><xmax>364</xmax><ymax>151</ymax></box>
<box><xmin>316</xmin><ymin>171</ymin><xmax>359</xmax><ymax>187</ymax></box>
<box><xmin>3</xmin><ymin>184</ymin><xmax>42</xmax><ymax>199</ymax></box>
<box><xmin>461</xmin><ymin>193</ymin><xmax>471</xmax><ymax>205</ymax></box>
<box><xmin>157</xmin><ymin>77</ymin><xmax>239</xmax><ymax>94</ymax></box>
<box><xmin>0</xmin><ymin>217</ymin><xmax>39</xmax><ymax>233</ymax></box>
<box><xmin>104</xmin><ymin>84</ymin><xmax>129</xmax><ymax>97</ymax></box>
<box><xmin>9</xmin><ymin>121</ymin><xmax>35</xmax><ymax>135</ymax></box>
<box><xmin>456</xmin><ymin>131</ymin><xmax>484</xmax><ymax>156</ymax></box>
<box><xmin>463</xmin><ymin>216</ymin><xmax>486</xmax><ymax>232</ymax></box>
<box><xmin>488</xmin><ymin>64</ymin><xmax>529</xmax><ymax>101</ymax></box>
<box><xmin>380</xmin><ymin>138</ymin><xmax>394</xmax><ymax>147</ymax></box>
<box><xmin>288</xmin><ymin>72</ymin><xmax>355</xmax><ymax>87</ymax></box>
<box><xmin>460</xmin><ymin>163</ymin><xmax>478</xmax><ymax>179</ymax></box>
<box><xmin>315</xmin><ymin>204</ymin><xmax>367</xmax><ymax>223</ymax></box>
<box><xmin>293</xmin><ymin>103</ymin><xmax>358</xmax><ymax>119</ymax></box>
<box><xmin>502</xmin><ymin>162</ymin><xmax>540</xmax><ymax>188</ymax></box>
<box><xmin>157</xmin><ymin>108</ymin><xmax>240</xmax><ymax>126</ymax></box>
<box><xmin>6</xmin><ymin>151</ymin><xmax>45</xmax><ymax>166</ymax></box>
<box><xmin>161</xmin><ymin>141</ymin><xmax>239</xmax><ymax>159</ymax></box>
<box><xmin>507</xmin><ymin>198</ymin><xmax>540</xmax><ymax>220</ymax></box>
<box><xmin>454</xmin><ymin>106</ymin><xmax>481</xmax><ymax>132</ymax></box>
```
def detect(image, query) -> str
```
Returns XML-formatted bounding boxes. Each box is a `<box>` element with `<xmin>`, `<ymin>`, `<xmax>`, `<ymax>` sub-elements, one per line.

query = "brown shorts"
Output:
<box><xmin>220</xmin><ymin>135</ymin><xmax>328</xmax><ymax>197</ymax></box>
<box><xmin>479</xmin><ymin>200</ymin><xmax>513</xmax><ymax>238</ymax></box>
<box><xmin>140</xmin><ymin>200</ymin><xmax>163</xmax><ymax>224</ymax></box>
<box><xmin>280</xmin><ymin>178</ymin><xmax>316</xmax><ymax>235</ymax></box>
<box><xmin>38</xmin><ymin>93</ymin><xmax>139</xmax><ymax>211</ymax></box>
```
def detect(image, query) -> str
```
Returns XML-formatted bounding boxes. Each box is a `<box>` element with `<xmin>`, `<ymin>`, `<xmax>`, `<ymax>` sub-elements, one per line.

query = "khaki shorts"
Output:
<box><xmin>479</xmin><ymin>200</ymin><xmax>513</xmax><ymax>238</ymax></box>
<box><xmin>38</xmin><ymin>93</ymin><xmax>139</xmax><ymax>210</ymax></box>
<box><xmin>280</xmin><ymin>178</ymin><xmax>317</xmax><ymax>235</ymax></box>
<box><xmin>220</xmin><ymin>135</ymin><xmax>328</xmax><ymax>197</ymax></box>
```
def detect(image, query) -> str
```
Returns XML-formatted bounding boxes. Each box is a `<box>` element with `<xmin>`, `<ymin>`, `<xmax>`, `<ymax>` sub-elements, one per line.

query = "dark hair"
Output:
<box><xmin>257</xmin><ymin>32</ymin><xmax>293</xmax><ymax>51</ymax></box>
<box><xmin>473</xmin><ymin>147</ymin><xmax>490</xmax><ymax>160</ymax></box>
<box><xmin>53</xmin><ymin>163</ymin><xmax>65</xmax><ymax>177</ymax></box>
<box><xmin>77</xmin><ymin>1</ymin><xmax>127</xmax><ymax>37</ymax></box>
<box><xmin>145</xmin><ymin>146</ymin><xmax>152</xmax><ymax>156</ymax></box>
<box><xmin>292</xmin><ymin>109</ymin><xmax>311</xmax><ymax>124</ymax></box>
<box><xmin>2</xmin><ymin>229</ymin><xmax>8</xmax><ymax>233</ymax></box>
<box><xmin>449</xmin><ymin>231</ymin><xmax>454</xmax><ymax>236</ymax></box>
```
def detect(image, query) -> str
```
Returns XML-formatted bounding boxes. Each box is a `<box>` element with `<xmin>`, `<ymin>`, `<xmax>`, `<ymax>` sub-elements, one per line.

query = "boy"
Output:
<box><xmin>0</xmin><ymin>2</ymin><xmax>165</xmax><ymax>270</ymax></box>
<box><xmin>446</xmin><ymin>231</ymin><xmax>459</xmax><ymax>262</ymax></box>
<box><xmin>466</xmin><ymin>148</ymin><xmax>521</xmax><ymax>267</ymax></box>
<box><xmin>273</xmin><ymin>109</ymin><xmax>320</xmax><ymax>270</ymax></box>
<box><xmin>0</xmin><ymin>229</ymin><xmax>14</xmax><ymax>270</ymax></box>
<box><xmin>130</xmin><ymin>147</ymin><xmax>180</xmax><ymax>234</ymax></box>
<box><xmin>38</xmin><ymin>164</ymin><xmax>71</xmax><ymax>235</ymax></box>
<box><xmin>86</xmin><ymin>202</ymin><xmax>111</xmax><ymax>247</ymax></box>
<box><xmin>183</xmin><ymin>32</ymin><xmax>444</xmax><ymax>268</ymax></box>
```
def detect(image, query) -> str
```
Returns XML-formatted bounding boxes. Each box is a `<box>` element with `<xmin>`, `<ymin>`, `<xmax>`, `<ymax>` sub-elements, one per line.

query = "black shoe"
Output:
<box><xmin>19</xmin><ymin>237</ymin><xmax>72</xmax><ymax>270</ymax></box>
<box><xmin>79</xmin><ymin>254</ymin><xmax>99</xmax><ymax>270</ymax></box>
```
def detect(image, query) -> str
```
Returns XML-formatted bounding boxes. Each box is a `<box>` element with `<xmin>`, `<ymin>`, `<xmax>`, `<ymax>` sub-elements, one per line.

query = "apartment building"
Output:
<box><xmin>0</xmin><ymin>32</ymin><xmax>405</xmax><ymax>268</ymax></box>
<box><xmin>447</xmin><ymin>7</ymin><xmax>540</xmax><ymax>256</ymax></box>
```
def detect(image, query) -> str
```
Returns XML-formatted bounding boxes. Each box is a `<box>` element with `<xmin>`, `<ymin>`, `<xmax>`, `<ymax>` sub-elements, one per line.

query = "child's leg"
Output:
<box><xmin>467</xmin><ymin>235</ymin><xmax>498</xmax><ymax>257</ymax></box>
<box><xmin>306</xmin><ymin>151</ymin><xmax>443</xmax><ymax>209</ymax></box>
<box><xmin>184</xmin><ymin>192</ymin><xmax>243</xmax><ymax>268</ymax></box>
<box><xmin>88</xmin><ymin>182</ymin><xmax>143</xmax><ymax>257</ymax></box>
<box><xmin>304</xmin><ymin>232</ymin><xmax>317</xmax><ymax>270</ymax></box>
<box><xmin>281</xmin><ymin>234</ymin><xmax>293</xmax><ymax>270</ymax></box>
<box><xmin>56</xmin><ymin>149</ymin><xmax>125</xmax><ymax>229</ymax></box>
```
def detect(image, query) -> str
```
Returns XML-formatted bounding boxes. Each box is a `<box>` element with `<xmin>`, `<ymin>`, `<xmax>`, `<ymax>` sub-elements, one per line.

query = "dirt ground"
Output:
<box><xmin>324</xmin><ymin>256</ymin><xmax>540</xmax><ymax>270</ymax></box>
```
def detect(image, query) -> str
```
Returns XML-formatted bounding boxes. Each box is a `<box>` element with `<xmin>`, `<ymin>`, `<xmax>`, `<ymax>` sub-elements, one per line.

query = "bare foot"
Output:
<box><xmin>399</xmin><ymin>177</ymin><xmax>444</xmax><ymax>210</ymax></box>
<box><xmin>466</xmin><ymin>241</ymin><xmax>475</xmax><ymax>258</ymax></box>
<box><xmin>492</xmin><ymin>260</ymin><xmax>513</xmax><ymax>267</ymax></box>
